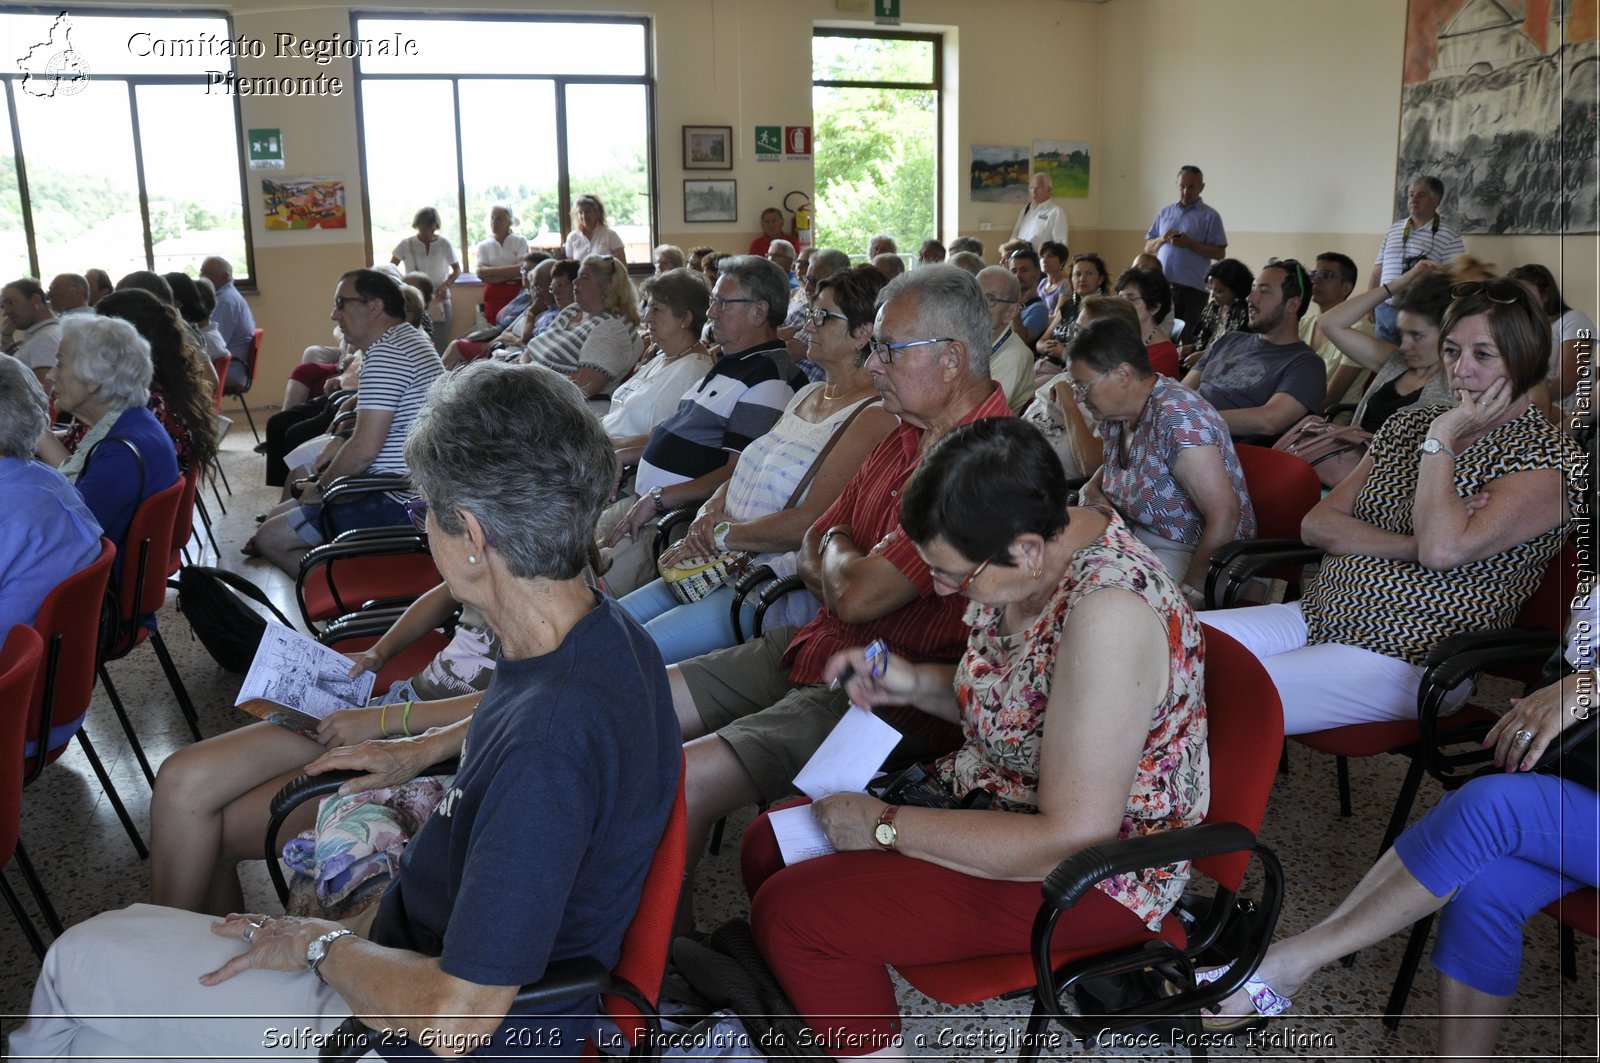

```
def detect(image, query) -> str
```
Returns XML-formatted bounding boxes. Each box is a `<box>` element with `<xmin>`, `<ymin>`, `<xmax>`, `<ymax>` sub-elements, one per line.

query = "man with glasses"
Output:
<box><xmin>977</xmin><ymin>265</ymin><xmax>1038</xmax><ymax>412</ymax></box>
<box><xmin>1181</xmin><ymin>259</ymin><xmax>1325</xmax><ymax>444</ymax></box>
<box><xmin>1368</xmin><ymin>175</ymin><xmax>1465</xmax><ymax>344</ymax></box>
<box><xmin>0</xmin><ymin>278</ymin><xmax>59</xmax><ymax>386</ymax></box>
<box><xmin>1298</xmin><ymin>251</ymin><xmax>1372</xmax><ymax>410</ymax></box>
<box><xmin>663</xmin><ymin>265</ymin><xmax>1011</xmax><ymax>930</ymax></box>
<box><xmin>604</xmin><ymin>256</ymin><xmax>805</xmax><ymax>593</ymax></box>
<box><xmin>254</xmin><ymin>268</ymin><xmax>442</xmax><ymax>574</ymax></box>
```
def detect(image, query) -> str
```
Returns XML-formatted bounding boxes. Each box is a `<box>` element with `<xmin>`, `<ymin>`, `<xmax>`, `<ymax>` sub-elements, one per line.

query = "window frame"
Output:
<box><xmin>0</xmin><ymin>4</ymin><xmax>256</xmax><ymax>287</ymax></box>
<box><xmin>349</xmin><ymin>10</ymin><xmax>658</xmax><ymax>271</ymax></box>
<box><xmin>811</xmin><ymin>27</ymin><xmax>944</xmax><ymax>243</ymax></box>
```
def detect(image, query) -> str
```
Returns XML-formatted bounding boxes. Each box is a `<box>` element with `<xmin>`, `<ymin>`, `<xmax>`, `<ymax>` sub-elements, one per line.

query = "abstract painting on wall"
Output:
<box><xmin>969</xmin><ymin>145</ymin><xmax>1029</xmax><ymax>203</ymax></box>
<box><xmin>1399</xmin><ymin>0</ymin><xmax>1597</xmax><ymax>234</ymax></box>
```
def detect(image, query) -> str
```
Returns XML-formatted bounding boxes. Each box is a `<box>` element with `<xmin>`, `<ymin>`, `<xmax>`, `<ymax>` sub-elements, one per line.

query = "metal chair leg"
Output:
<box><xmin>73</xmin><ymin>730</ymin><xmax>148</xmax><ymax>858</ymax></box>
<box><xmin>1383</xmin><ymin>911</ymin><xmax>1435</xmax><ymax>1029</ymax></box>
<box><xmin>13</xmin><ymin>839</ymin><xmax>64</xmax><ymax>937</ymax></box>
<box><xmin>195</xmin><ymin>493</ymin><xmax>221</xmax><ymax>557</ymax></box>
<box><xmin>2</xmin><ymin>870</ymin><xmax>50</xmax><ymax>959</ymax></box>
<box><xmin>150</xmin><ymin>628</ymin><xmax>204</xmax><ymax>741</ymax></box>
<box><xmin>97</xmin><ymin>665</ymin><xmax>156</xmax><ymax>786</ymax></box>
<box><xmin>236</xmin><ymin>396</ymin><xmax>261</xmax><ymax>442</ymax></box>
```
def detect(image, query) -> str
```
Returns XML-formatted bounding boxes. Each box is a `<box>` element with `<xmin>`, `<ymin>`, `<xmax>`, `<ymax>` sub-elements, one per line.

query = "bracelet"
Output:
<box><xmin>378</xmin><ymin>704</ymin><xmax>390</xmax><ymax>738</ymax></box>
<box><xmin>1382</xmin><ymin>283</ymin><xmax>1394</xmax><ymax>298</ymax></box>
<box><xmin>713</xmin><ymin>520</ymin><xmax>732</xmax><ymax>552</ymax></box>
<box><xmin>402</xmin><ymin>700</ymin><xmax>414</xmax><ymax>737</ymax></box>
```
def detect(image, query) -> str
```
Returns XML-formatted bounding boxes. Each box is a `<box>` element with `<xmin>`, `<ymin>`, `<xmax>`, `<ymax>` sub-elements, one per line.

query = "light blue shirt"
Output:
<box><xmin>0</xmin><ymin>456</ymin><xmax>102</xmax><ymax>635</ymax></box>
<box><xmin>210</xmin><ymin>279</ymin><xmax>255</xmax><ymax>360</ymax></box>
<box><xmin>1145</xmin><ymin>199</ymin><xmax>1228</xmax><ymax>292</ymax></box>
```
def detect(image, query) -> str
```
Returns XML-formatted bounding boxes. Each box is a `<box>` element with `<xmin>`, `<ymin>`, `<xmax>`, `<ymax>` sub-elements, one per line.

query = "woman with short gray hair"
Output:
<box><xmin>34</xmin><ymin>314</ymin><xmax>179</xmax><ymax>552</ymax></box>
<box><xmin>0</xmin><ymin>355</ymin><xmax>102</xmax><ymax>632</ymax></box>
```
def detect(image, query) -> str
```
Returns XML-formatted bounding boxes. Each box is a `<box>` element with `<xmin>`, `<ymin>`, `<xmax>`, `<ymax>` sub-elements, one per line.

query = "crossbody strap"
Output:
<box><xmin>782</xmin><ymin>399</ymin><xmax>879</xmax><ymax>510</ymax></box>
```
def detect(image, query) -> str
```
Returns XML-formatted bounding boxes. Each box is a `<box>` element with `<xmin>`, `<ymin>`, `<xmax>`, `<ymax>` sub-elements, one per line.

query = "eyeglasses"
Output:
<box><xmin>930</xmin><ymin>554</ymin><xmax>993</xmax><ymax>594</ymax></box>
<box><xmin>708</xmin><ymin>296</ymin><xmax>757</xmax><ymax>310</ymax></box>
<box><xmin>1119</xmin><ymin>291</ymin><xmax>1145</xmax><ymax>304</ymax></box>
<box><xmin>1309</xmin><ymin>269</ymin><xmax>1342</xmax><ymax>282</ymax></box>
<box><xmin>803</xmin><ymin>306</ymin><xmax>849</xmax><ymax>328</ymax></box>
<box><xmin>865</xmin><ymin>336</ymin><xmax>956</xmax><ymax>365</ymax></box>
<box><xmin>1070</xmin><ymin>369</ymin><xmax>1112</xmax><ymax>398</ymax></box>
<box><xmin>982</xmin><ymin>293</ymin><xmax>1017</xmax><ymax>306</ymax></box>
<box><xmin>402</xmin><ymin>496</ymin><xmax>430</xmax><ymax>534</ymax></box>
<box><xmin>1451</xmin><ymin>281</ymin><xmax>1523</xmax><ymax>305</ymax></box>
<box><xmin>333</xmin><ymin>295</ymin><xmax>373</xmax><ymax>310</ymax></box>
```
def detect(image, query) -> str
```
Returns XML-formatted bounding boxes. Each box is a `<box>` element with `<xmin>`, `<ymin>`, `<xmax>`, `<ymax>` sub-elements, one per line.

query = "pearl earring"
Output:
<box><xmin>467</xmin><ymin>555</ymin><xmax>478</xmax><ymax>565</ymax></box>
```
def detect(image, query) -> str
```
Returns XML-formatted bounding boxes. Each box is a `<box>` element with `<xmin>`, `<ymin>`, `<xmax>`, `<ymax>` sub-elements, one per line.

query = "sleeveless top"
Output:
<box><xmin>1302</xmin><ymin>404</ymin><xmax>1581</xmax><ymax>665</ymax></box>
<box><xmin>933</xmin><ymin>510</ymin><xmax>1210</xmax><ymax>930</ymax></box>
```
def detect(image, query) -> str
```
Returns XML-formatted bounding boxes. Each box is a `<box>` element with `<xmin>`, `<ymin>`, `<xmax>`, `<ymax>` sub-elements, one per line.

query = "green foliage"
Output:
<box><xmin>812</xmin><ymin>85</ymin><xmax>935</xmax><ymax>258</ymax></box>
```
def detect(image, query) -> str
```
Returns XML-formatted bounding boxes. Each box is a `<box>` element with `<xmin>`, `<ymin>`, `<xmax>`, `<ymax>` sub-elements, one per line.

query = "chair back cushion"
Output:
<box><xmin>0</xmin><ymin>625</ymin><xmax>44</xmax><ymax>861</ymax></box>
<box><xmin>29</xmin><ymin>539</ymin><xmax>115</xmax><ymax>762</ymax></box>
<box><xmin>1195</xmin><ymin>623</ymin><xmax>1285</xmax><ymax>889</ymax></box>
<box><xmin>1233</xmin><ymin>444</ymin><xmax>1322</xmax><ymax>542</ymax></box>
<box><xmin>116</xmin><ymin>476</ymin><xmax>185</xmax><ymax>626</ymax></box>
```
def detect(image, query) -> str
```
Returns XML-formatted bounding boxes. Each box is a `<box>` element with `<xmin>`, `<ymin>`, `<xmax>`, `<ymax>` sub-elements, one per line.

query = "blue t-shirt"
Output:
<box><xmin>368</xmin><ymin>595</ymin><xmax>681</xmax><ymax>1060</ymax></box>
<box><xmin>0</xmin><ymin>457</ymin><xmax>102</xmax><ymax>634</ymax></box>
<box><xmin>73</xmin><ymin>406</ymin><xmax>180</xmax><ymax>573</ymax></box>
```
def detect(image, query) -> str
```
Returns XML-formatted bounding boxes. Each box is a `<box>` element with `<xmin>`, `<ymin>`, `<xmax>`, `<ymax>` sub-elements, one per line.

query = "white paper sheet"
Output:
<box><xmin>792</xmin><ymin>704</ymin><xmax>902</xmax><ymax>800</ymax></box>
<box><xmin>769</xmin><ymin>804</ymin><xmax>837</xmax><ymax>865</ymax></box>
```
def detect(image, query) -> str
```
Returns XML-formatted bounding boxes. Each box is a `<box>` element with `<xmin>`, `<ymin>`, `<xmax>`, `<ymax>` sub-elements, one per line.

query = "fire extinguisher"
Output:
<box><xmin>785</xmin><ymin>190</ymin><xmax>814</xmax><ymax>250</ymax></box>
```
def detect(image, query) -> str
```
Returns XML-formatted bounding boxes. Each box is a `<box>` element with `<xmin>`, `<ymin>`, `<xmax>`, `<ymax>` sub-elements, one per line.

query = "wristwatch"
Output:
<box><xmin>1418</xmin><ymin>437</ymin><xmax>1455</xmax><ymax>458</ymax></box>
<box><xmin>649</xmin><ymin>485</ymin><xmax>666</xmax><ymax>514</ymax></box>
<box><xmin>306</xmin><ymin>927</ymin><xmax>355</xmax><ymax>984</ymax></box>
<box><xmin>818</xmin><ymin>525</ymin><xmax>852</xmax><ymax>556</ymax></box>
<box><xmin>873</xmin><ymin>805</ymin><xmax>900</xmax><ymax>851</ymax></box>
<box><xmin>712</xmin><ymin>520</ymin><xmax>732</xmax><ymax>551</ymax></box>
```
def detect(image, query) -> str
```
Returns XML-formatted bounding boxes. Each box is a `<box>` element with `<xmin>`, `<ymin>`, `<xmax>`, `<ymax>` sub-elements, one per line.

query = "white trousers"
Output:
<box><xmin>8</xmin><ymin>904</ymin><xmax>366</xmax><ymax>1061</ymax></box>
<box><xmin>1198</xmin><ymin>602</ymin><xmax>1466</xmax><ymax>735</ymax></box>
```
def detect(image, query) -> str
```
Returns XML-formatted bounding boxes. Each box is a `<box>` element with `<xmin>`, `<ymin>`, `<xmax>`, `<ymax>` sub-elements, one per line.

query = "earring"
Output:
<box><xmin>467</xmin><ymin>555</ymin><xmax>478</xmax><ymax>565</ymax></box>
<box><xmin>1031</xmin><ymin>568</ymin><xmax>1042</xmax><ymax>580</ymax></box>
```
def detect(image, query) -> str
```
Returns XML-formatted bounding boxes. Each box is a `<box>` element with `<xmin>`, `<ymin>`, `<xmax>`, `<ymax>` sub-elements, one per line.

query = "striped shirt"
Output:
<box><xmin>781</xmin><ymin>384</ymin><xmax>1013</xmax><ymax>744</ymax></box>
<box><xmin>357</xmin><ymin>323</ymin><xmax>444</xmax><ymax>478</ymax></box>
<box><xmin>525</xmin><ymin>309</ymin><xmax>641</xmax><ymax>390</ymax></box>
<box><xmin>636</xmin><ymin>340</ymin><xmax>802</xmax><ymax>493</ymax></box>
<box><xmin>1302</xmin><ymin>404</ymin><xmax>1580</xmax><ymax>665</ymax></box>
<box><xmin>1373</xmin><ymin>215</ymin><xmax>1464</xmax><ymax>290</ymax></box>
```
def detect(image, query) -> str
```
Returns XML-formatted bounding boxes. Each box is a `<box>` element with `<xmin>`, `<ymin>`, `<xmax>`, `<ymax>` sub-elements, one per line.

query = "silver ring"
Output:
<box><xmin>244</xmin><ymin>919</ymin><xmax>263</xmax><ymax>944</ymax></box>
<box><xmin>1513</xmin><ymin>728</ymin><xmax>1535</xmax><ymax>747</ymax></box>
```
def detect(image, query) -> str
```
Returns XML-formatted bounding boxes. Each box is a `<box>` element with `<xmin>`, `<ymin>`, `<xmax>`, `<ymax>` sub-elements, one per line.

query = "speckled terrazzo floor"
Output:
<box><xmin>2</xmin><ymin>422</ymin><xmax>1595</xmax><ymax>1060</ymax></box>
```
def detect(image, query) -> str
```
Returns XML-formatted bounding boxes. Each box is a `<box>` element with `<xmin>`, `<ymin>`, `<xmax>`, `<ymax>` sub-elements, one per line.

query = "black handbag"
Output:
<box><xmin>865</xmin><ymin>762</ymin><xmax>993</xmax><ymax>811</ymax></box>
<box><xmin>176</xmin><ymin>566</ymin><xmax>295</xmax><ymax>673</ymax></box>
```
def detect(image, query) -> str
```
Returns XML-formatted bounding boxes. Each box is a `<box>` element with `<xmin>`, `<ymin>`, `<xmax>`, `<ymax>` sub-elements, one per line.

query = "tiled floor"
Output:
<box><xmin>2</xmin><ymin>421</ymin><xmax>1595</xmax><ymax>1059</ymax></box>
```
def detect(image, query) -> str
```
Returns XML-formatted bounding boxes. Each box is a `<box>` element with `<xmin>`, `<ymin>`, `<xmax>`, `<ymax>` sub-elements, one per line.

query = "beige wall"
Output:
<box><xmin>75</xmin><ymin>0</ymin><xmax>1596</xmax><ymax>399</ymax></box>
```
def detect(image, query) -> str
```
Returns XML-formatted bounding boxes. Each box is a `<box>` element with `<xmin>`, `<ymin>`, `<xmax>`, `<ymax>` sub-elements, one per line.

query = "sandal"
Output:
<box><xmin>1193</xmin><ymin>964</ymin><xmax>1292</xmax><ymax>1033</ymax></box>
<box><xmin>240</xmin><ymin>537</ymin><xmax>262</xmax><ymax>559</ymax></box>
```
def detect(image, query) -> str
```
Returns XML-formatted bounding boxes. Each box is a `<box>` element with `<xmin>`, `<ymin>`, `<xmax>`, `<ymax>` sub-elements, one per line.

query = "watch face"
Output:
<box><xmin>874</xmin><ymin>822</ymin><xmax>896</xmax><ymax>847</ymax></box>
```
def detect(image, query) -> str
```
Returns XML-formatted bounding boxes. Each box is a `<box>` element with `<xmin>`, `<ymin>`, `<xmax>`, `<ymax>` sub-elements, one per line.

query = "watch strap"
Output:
<box><xmin>308</xmin><ymin>927</ymin><xmax>355</xmax><ymax>984</ymax></box>
<box><xmin>874</xmin><ymin>804</ymin><xmax>900</xmax><ymax>850</ymax></box>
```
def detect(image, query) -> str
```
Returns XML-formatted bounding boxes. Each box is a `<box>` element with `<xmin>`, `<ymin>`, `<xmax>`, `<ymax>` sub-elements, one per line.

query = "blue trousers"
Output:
<box><xmin>617</xmin><ymin>578</ymin><xmax>757</xmax><ymax>666</ymax></box>
<box><xmin>1394</xmin><ymin>773</ymin><xmax>1599</xmax><ymax>996</ymax></box>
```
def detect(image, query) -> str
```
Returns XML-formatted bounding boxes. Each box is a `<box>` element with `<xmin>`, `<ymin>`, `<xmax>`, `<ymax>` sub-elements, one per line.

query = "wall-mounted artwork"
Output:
<box><xmin>1398</xmin><ymin>0</ymin><xmax>1598</xmax><ymax>234</ymax></box>
<box><xmin>684</xmin><ymin>179</ymin><xmax>737</xmax><ymax>223</ymax></box>
<box><xmin>969</xmin><ymin>145</ymin><xmax>1029</xmax><ymax>203</ymax></box>
<box><xmin>262</xmin><ymin>177</ymin><xmax>346</xmax><ymax>231</ymax></box>
<box><xmin>683</xmin><ymin>125</ymin><xmax>732</xmax><ymax>170</ymax></box>
<box><xmin>1032</xmin><ymin>140</ymin><xmax>1090</xmax><ymax>198</ymax></box>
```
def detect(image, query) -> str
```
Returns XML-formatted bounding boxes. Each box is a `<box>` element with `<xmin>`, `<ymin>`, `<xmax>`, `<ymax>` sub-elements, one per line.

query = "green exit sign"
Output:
<box><xmin>875</xmin><ymin>0</ymin><xmax>901</xmax><ymax>25</ymax></box>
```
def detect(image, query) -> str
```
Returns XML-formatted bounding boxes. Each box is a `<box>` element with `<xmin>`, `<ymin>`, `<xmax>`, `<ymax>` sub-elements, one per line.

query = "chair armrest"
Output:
<box><xmin>1212</xmin><ymin>541</ymin><xmax>1325</xmax><ymax>608</ymax></box>
<box><xmin>651</xmin><ymin>500</ymin><xmax>707</xmax><ymax>562</ymax></box>
<box><xmin>1415</xmin><ymin>629</ymin><xmax>1561</xmax><ymax>784</ymax></box>
<box><xmin>328</xmin><ymin>409</ymin><xmax>357</xmax><ymax>437</ymax></box>
<box><xmin>315</xmin><ymin>607</ymin><xmax>412</xmax><ymax>646</ymax></box>
<box><xmin>322</xmin><ymin>473</ymin><xmax>413</xmax><ymax>505</ymax></box>
<box><xmin>730</xmin><ymin>564</ymin><xmax>777</xmax><ymax>644</ymax></box>
<box><xmin>1204</xmin><ymin>538</ymin><xmax>1312</xmax><ymax>607</ymax></box>
<box><xmin>752</xmin><ymin>575</ymin><xmax>805</xmax><ymax>640</ymax></box>
<box><xmin>1042</xmin><ymin>821</ymin><xmax>1258</xmax><ymax>913</ymax></box>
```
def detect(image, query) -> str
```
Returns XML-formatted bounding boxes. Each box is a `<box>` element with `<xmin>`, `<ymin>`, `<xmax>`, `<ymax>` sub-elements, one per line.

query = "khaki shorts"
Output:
<box><xmin>679</xmin><ymin>626</ymin><xmax>942</xmax><ymax>801</ymax></box>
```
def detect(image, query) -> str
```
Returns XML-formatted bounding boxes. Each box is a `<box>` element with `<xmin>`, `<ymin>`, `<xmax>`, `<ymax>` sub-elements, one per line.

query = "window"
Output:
<box><xmin>354</xmin><ymin>16</ymin><xmax>654</xmax><ymax>269</ymax></box>
<box><xmin>812</xmin><ymin>31</ymin><xmax>940</xmax><ymax>261</ymax></box>
<box><xmin>0</xmin><ymin>9</ymin><xmax>251</xmax><ymax>284</ymax></box>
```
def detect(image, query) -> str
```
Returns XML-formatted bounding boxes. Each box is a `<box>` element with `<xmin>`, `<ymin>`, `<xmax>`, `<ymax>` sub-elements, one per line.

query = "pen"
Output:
<box><xmin>830</xmin><ymin>638</ymin><xmax>888</xmax><ymax>691</ymax></box>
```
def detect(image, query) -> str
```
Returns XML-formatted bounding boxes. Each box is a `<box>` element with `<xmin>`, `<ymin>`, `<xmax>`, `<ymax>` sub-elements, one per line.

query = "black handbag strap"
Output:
<box><xmin>194</xmin><ymin>566</ymin><xmax>297</xmax><ymax>628</ymax></box>
<box><xmin>79</xmin><ymin>433</ymin><xmax>146</xmax><ymax>504</ymax></box>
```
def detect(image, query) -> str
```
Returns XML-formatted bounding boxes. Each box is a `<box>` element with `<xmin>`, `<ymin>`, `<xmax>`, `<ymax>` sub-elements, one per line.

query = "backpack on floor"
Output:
<box><xmin>175</xmin><ymin>566</ymin><xmax>296</xmax><ymax>673</ymax></box>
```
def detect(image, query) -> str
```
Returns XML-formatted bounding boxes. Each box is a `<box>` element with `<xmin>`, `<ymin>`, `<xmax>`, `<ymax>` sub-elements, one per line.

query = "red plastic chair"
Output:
<box><xmin>25</xmin><ymin>540</ymin><xmax>146</xmax><ymax>937</ymax></box>
<box><xmin>168</xmin><ymin>464</ymin><xmax>200</xmax><ymax>575</ymax></box>
<box><xmin>99</xmin><ymin>477</ymin><xmax>202</xmax><ymax>785</ymax></box>
<box><xmin>225</xmin><ymin>327</ymin><xmax>264</xmax><ymax>442</ymax></box>
<box><xmin>0</xmin><ymin>625</ymin><xmax>48</xmax><ymax>958</ymax></box>
<box><xmin>884</xmin><ymin>626</ymin><xmax>1286</xmax><ymax>1060</ymax></box>
<box><xmin>1203</xmin><ymin>444</ymin><xmax>1323</xmax><ymax>607</ymax></box>
<box><xmin>295</xmin><ymin>528</ymin><xmax>442</xmax><ymax>635</ymax></box>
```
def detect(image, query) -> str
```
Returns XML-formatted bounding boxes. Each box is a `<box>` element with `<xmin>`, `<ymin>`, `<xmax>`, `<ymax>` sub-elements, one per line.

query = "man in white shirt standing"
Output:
<box><xmin>1010</xmin><ymin>173</ymin><xmax>1069</xmax><ymax>252</ymax></box>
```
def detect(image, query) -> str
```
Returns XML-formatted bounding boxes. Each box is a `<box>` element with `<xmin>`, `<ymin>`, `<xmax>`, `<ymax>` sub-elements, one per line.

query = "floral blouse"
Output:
<box><xmin>932</xmin><ymin>510</ymin><xmax>1210</xmax><ymax>930</ymax></box>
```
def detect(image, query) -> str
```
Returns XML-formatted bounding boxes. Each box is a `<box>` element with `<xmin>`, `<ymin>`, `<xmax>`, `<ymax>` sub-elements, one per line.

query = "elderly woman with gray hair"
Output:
<box><xmin>0</xmin><ymin>355</ymin><xmax>102</xmax><ymax>633</ymax></box>
<box><xmin>13</xmin><ymin>360</ymin><xmax>682</xmax><ymax>1061</ymax></box>
<box><xmin>34</xmin><ymin>314</ymin><xmax>179</xmax><ymax>552</ymax></box>
<box><xmin>519</xmin><ymin>254</ymin><xmax>643</xmax><ymax>402</ymax></box>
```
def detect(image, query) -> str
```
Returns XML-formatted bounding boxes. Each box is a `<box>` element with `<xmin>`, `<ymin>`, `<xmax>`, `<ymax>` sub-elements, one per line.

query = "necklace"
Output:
<box><xmin>1144</xmin><ymin>325</ymin><xmax>1160</xmax><ymax>345</ymax></box>
<box><xmin>659</xmin><ymin>336</ymin><xmax>700</xmax><ymax>361</ymax></box>
<box><xmin>822</xmin><ymin>378</ymin><xmax>874</xmax><ymax>403</ymax></box>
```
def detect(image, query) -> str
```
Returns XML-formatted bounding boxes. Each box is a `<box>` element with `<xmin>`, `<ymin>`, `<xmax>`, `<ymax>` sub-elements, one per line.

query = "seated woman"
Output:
<box><xmin>1114</xmin><ymin>265</ymin><xmax>1181</xmax><ymax>377</ymax></box>
<box><xmin>604</xmin><ymin>268</ymin><xmax>714</xmax><ymax>447</ymax></box>
<box><xmin>13</xmin><ymin>359</ymin><xmax>682</xmax><ymax>1062</ymax></box>
<box><xmin>1509</xmin><ymin>262</ymin><xmax>1594</xmax><ymax>434</ymax></box>
<box><xmin>162</xmin><ymin>271</ymin><xmax>225</xmax><ymax>397</ymax></box>
<box><xmin>740</xmin><ymin>417</ymin><xmax>1207</xmax><ymax>1059</ymax></box>
<box><xmin>0</xmin><ymin>356</ymin><xmax>102</xmax><ymax>634</ymax></box>
<box><xmin>34</xmin><ymin>315</ymin><xmax>179</xmax><ymax>552</ymax></box>
<box><xmin>618</xmin><ymin>265</ymin><xmax>898</xmax><ymax>663</ymax></box>
<box><xmin>1035</xmin><ymin>251</ymin><xmax>1110</xmax><ymax>373</ymax></box>
<box><xmin>1207</xmin><ymin>650</ymin><xmax>1596</xmax><ymax>1056</ymax></box>
<box><xmin>1178</xmin><ymin>258</ymin><xmax>1252</xmax><ymax>370</ymax></box>
<box><xmin>1319</xmin><ymin>259</ymin><xmax>1454</xmax><ymax>432</ymax></box>
<box><xmin>149</xmin><ymin>581</ymin><xmax>497</xmax><ymax>917</ymax></box>
<box><xmin>1021</xmin><ymin>293</ymin><xmax>1135</xmax><ymax>481</ymax></box>
<box><xmin>1036</xmin><ymin>240</ymin><xmax>1070</xmax><ymax>315</ymax></box>
<box><xmin>79</xmin><ymin>288</ymin><xmax>220</xmax><ymax>478</ymax></box>
<box><xmin>1071</xmin><ymin>316</ymin><xmax>1255</xmax><ymax>604</ymax></box>
<box><xmin>519</xmin><ymin>255</ymin><xmax>643</xmax><ymax>402</ymax></box>
<box><xmin>1202</xmin><ymin>280</ymin><xmax>1581</xmax><ymax>735</ymax></box>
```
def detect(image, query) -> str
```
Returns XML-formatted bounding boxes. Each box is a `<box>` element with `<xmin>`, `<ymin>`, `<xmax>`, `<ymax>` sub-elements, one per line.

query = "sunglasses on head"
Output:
<box><xmin>1450</xmin><ymin>281</ymin><xmax>1523</xmax><ymax>305</ymax></box>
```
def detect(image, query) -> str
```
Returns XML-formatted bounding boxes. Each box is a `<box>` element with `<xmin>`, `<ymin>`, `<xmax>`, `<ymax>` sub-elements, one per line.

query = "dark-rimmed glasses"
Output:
<box><xmin>803</xmin><ymin>306</ymin><xmax>848</xmax><ymax>328</ymax></box>
<box><xmin>333</xmin><ymin>294</ymin><xmax>373</xmax><ymax>311</ymax></box>
<box><xmin>866</xmin><ymin>336</ymin><xmax>956</xmax><ymax>365</ymax></box>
